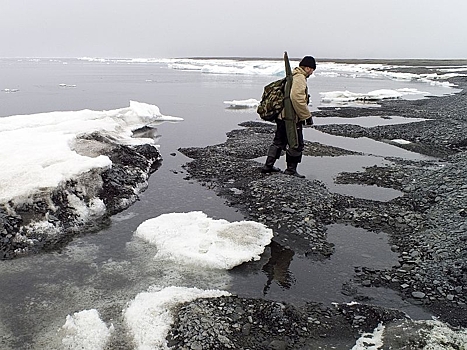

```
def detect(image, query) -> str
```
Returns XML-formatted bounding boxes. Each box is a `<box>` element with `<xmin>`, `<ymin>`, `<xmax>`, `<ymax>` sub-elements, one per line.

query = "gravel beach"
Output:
<box><xmin>173</xmin><ymin>70</ymin><xmax>467</xmax><ymax>348</ymax></box>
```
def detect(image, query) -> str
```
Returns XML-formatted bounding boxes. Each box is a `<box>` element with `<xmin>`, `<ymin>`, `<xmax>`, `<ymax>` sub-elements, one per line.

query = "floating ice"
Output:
<box><xmin>391</xmin><ymin>139</ymin><xmax>412</xmax><ymax>145</ymax></box>
<box><xmin>124</xmin><ymin>286</ymin><xmax>230</xmax><ymax>350</ymax></box>
<box><xmin>166</xmin><ymin>59</ymin><xmax>286</xmax><ymax>76</ymax></box>
<box><xmin>0</xmin><ymin>101</ymin><xmax>182</xmax><ymax>204</ymax></box>
<box><xmin>134</xmin><ymin>211</ymin><xmax>274</xmax><ymax>269</ymax></box>
<box><xmin>352</xmin><ymin>323</ymin><xmax>385</xmax><ymax>350</ymax></box>
<box><xmin>76</xmin><ymin>57</ymin><xmax>465</xmax><ymax>88</ymax></box>
<box><xmin>224</xmin><ymin>98</ymin><xmax>259</xmax><ymax>109</ymax></box>
<box><xmin>59</xmin><ymin>83</ymin><xmax>77</xmax><ymax>88</ymax></box>
<box><xmin>320</xmin><ymin>89</ymin><xmax>405</xmax><ymax>104</ymax></box>
<box><xmin>61</xmin><ymin>309</ymin><xmax>113</xmax><ymax>350</ymax></box>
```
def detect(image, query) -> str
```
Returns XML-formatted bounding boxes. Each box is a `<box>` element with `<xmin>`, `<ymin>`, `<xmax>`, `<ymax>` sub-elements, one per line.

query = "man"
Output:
<box><xmin>261</xmin><ymin>56</ymin><xmax>316</xmax><ymax>178</ymax></box>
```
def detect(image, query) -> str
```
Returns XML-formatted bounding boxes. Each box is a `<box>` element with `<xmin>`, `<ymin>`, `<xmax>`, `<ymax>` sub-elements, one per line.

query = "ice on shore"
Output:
<box><xmin>60</xmin><ymin>309</ymin><xmax>113</xmax><ymax>350</ymax></box>
<box><xmin>0</xmin><ymin>101</ymin><xmax>182</xmax><ymax>204</ymax></box>
<box><xmin>352</xmin><ymin>323</ymin><xmax>385</xmax><ymax>350</ymax></box>
<box><xmin>124</xmin><ymin>286</ymin><xmax>230</xmax><ymax>350</ymax></box>
<box><xmin>64</xmin><ymin>211</ymin><xmax>271</xmax><ymax>349</ymax></box>
<box><xmin>2</xmin><ymin>88</ymin><xmax>19</xmax><ymax>93</ymax></box>
<box><xmin>391</xmin><ymin>139</ymin><xmax>412</xmax><ymax>144</ymax></box>
<box><xmin>134</xmin><ymin>211</ymin><xmax>273</xmax><ymax>269</ymax></box>
<box><xmin>320</xmin><ymin>88</ymin><xmax>423</xmax><ymax>104</ymax></box>
<box><xmin>223</xmin><ymin>98</ymin><xmax>259</xmax><ymax>109</ymax></box>
<box><xmin>352</xmin><ymin>319</ymin><xmax>467</xmax><ymax>350</ymax></box>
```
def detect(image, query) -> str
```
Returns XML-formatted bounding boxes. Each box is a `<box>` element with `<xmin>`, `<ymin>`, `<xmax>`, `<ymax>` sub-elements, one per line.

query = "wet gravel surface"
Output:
<box><xmin>172</xmin><ymin>72</ymin><xmax>467</xmax><ymax>348</ymax></box>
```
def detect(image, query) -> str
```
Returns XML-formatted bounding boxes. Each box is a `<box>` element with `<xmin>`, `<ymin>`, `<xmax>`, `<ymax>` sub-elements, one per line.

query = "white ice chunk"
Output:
<box><xmin>0</xmin><ymin>101</ymin><xmax>182</xmax><ymax>203</ymax></box>
<box><xmin>2</xmin><ymin>88</ymin><xmax>19</xmax><ymax>93</ymax></box>
<box><xmin>391</xmin><ymin>139</ymin><xmax>412</xmax><ymax>144</ymax></box>
<box><xmin>135</xmin><ymin>211</ymin><xmax>273</xmax><ymax>269</ymax></box>
<box><xmin>422</xmin><ymin>320</ymin><xmax>467</xmax><ymax>349</ymax></box>
<box><xmin>223</xmin><ymin>98</ymin><xmax>259</xmax><ymax>108</ymax></box>
<box><xmin>124</xmin><ymin>286</ymin><xmax>230</xmax><ymax>350</ymax></box>
<box><xmin>352</xmin><ymin>323</ymin><xmax>385</xmax><ymax>350</ymax></box>
<box><xmin>61</xmin><ymin>309</ymin><xmax>113</xmax><ymax>350</ymax></box>
<box><xmin>320</xmin><ymin>89</ymin><xmax>404</xmax><ymax>104</ymax></box>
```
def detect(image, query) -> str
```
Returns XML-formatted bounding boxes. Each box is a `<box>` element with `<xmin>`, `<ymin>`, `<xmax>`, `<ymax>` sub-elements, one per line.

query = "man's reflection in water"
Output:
<box><xmin>262</xmin><ymin>241</ymin><xmax>296</xmax><ymax>295</ymax></box>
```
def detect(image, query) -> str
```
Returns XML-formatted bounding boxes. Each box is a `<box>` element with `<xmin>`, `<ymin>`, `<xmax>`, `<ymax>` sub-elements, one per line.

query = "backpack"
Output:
<box><xmin>256</xmin><ymin>77</ymin><xmax>287</xmax><ymax>122</ymax></box>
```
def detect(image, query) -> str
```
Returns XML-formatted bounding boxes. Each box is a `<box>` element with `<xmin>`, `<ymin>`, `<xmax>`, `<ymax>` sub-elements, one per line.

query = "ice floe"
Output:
<box><xmin>64</xmin><ymin>211</ymin><xmax>271</xmax><ymax>349</ymax></box>
<box><xmin>320</xmin><ymin>88</ymin><xmax>423</xmax><ymax>104</ymax></box>
<box><xmin>223</xmin><ymin>98</ymin><xmax>259</xmax><ymax>109</ymax></box>
<box><xmin>0</xmin><ymin>101</ymin><xmax>182</xmax><ymax>204</ymax></box>
<box><xmin>391</xmin><ymin>139</ymin><xmax>412</xmax><ymax>145</ymax></box>
<box><xmin>134</xmin><ymin>211</ymin><xmax>273</xmax><ymax>269</ymax></box>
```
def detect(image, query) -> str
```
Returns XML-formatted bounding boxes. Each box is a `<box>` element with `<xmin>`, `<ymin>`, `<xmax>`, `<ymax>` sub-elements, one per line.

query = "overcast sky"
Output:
<box><xmin>1</xmin><ymin>0</ymin><xmax>466</xmax><ymax>59</ymax></box>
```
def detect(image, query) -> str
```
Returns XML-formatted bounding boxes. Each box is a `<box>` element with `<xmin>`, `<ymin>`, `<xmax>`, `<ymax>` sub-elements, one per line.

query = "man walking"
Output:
<box><xmin>261</xmin><ymin>56</ymin><xmax>316</xmax><ymax>178</ymax></box>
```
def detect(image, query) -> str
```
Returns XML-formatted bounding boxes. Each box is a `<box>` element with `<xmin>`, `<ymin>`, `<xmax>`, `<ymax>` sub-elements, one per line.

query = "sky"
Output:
<box><xmin>1</xmin><ymin>0</ymin><xmax>466</xmax><ymax>59</ymax></box>
<box><xmin>0</xmin><ymin>0</ymin><xmax>467</xmax><ymax>58</ymax></box>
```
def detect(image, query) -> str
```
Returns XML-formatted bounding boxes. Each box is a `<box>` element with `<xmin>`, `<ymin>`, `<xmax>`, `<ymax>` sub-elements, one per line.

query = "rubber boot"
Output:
<box><xmin>261</xmin><ymin>156</ymin><xmax>281</xmax><ymax>174</ymax></box>
<box><xmin>284</xmin><ymin>163</ymin><xmax>305</xmax><ymax>178</ymax></box>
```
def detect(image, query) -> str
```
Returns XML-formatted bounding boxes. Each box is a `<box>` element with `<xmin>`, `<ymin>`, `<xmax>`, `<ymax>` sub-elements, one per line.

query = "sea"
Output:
<box><xmin>0</xmin><ymin>57</ymin><xmax>465</xmax><ymax>349</ymax></box>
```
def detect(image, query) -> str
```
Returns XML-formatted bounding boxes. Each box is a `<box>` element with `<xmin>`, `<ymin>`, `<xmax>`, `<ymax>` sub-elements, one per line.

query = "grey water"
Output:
<box><xmin>0</xmin><ymin>58</ymin><xmax>455</xmax><ymax>347</ymax></box>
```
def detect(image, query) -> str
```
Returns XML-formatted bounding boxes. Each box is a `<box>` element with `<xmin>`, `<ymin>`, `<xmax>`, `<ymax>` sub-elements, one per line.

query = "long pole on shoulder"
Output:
<box><xmin>283</xmin><ymin>51</ymin><xmax>298</xmax><ymax>149</ymax></box>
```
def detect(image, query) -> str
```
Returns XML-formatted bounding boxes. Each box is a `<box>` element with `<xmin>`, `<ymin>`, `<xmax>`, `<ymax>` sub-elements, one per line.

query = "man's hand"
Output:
<box><xmin>305</xmin><ymin>117</ymin><xmax>314</xmax><ymax>126</ymax></box>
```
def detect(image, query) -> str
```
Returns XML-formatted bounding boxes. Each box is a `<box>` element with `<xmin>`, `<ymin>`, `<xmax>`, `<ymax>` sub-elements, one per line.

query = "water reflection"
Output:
<box><xmin>262</xmin><ymin>241</ymin><xmax>295</xmax><ymax>295</ymax></box>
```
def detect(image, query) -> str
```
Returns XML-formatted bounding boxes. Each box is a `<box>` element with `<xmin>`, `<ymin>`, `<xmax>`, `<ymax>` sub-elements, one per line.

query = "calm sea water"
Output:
<box><xmin>0</xmin><ymin>58</ymin><xmax>449</xmax><ymax>348</ymax></box>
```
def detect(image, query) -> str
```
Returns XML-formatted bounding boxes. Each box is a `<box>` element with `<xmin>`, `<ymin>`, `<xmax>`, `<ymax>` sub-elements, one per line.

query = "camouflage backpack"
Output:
<box><xmin>256</xmin><ymin>77</ymin><xmax>287</xmax><ymax>122</ymax></box>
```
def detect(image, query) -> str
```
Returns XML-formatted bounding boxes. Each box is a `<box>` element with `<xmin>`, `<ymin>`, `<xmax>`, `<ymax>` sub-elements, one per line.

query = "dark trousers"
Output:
<box><xmin>266</xmin><ymin>119</ymin><xmax>304</xmax><ymax>164</ymax></box>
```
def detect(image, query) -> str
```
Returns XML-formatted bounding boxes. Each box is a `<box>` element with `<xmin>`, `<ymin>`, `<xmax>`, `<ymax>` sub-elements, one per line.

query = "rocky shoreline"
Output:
<box><xmin>172</xmin><ymin>74</ymin><xmax>467</xmax><ymax>347</ymax></box>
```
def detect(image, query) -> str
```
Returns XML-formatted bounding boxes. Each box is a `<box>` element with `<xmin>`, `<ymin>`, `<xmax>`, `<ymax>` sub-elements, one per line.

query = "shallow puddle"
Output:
<box><xmin>230</xmin><ymin>223</ymin><xmax>432</xmax><ymax>320</ymax></box>
<box><xmin>273</xmin><ymin>124</ymin><xmax>434</xmax><ymax>200</ymax></box>
<box><xmin>258</xmin><ymin>154</ymin><xmax>404</xmax><ymax>201</ymax></box>
<box><xmin>301</xmin><ymin>155</ymin><xmax>403</xmax><ymax>201</ymax></box>
<box><xmin>303</xmin><ymin>128</ymin><xmax>432</xmax><ymax>160</ymax></box>
<box><xmin>314</xmin><ymin>115</ymin><xmax>430</xmax><ymax>128</ymax></box>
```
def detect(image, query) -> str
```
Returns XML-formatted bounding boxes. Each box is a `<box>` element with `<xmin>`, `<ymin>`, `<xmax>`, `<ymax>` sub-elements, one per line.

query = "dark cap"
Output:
<box><xmin>299</xmin><ymin>56</ymin><xmax>316</xmax><ymax>69</ymax></box>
